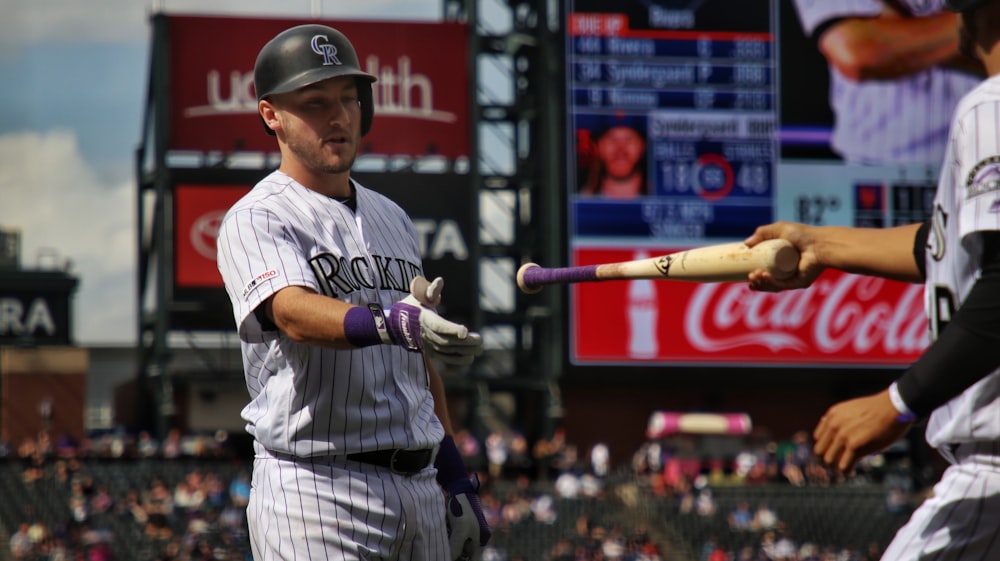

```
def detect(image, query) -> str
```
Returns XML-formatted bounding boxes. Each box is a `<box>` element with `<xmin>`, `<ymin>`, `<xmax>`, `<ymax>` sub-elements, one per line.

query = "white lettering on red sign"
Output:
<box><xmin>183</xmin><ymin>56</ymin><xmax>456</xmax><ymax>124</ymax></box>
<box><xmin>685</xmin><ymin>275</ymin><xmax>928</xmax><ymax>356</ymax></box>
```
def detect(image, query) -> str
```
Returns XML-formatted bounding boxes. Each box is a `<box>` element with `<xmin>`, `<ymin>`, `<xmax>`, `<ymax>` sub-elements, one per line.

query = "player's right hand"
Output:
<box><xmin>387</xmin><ymin>276</ymin><xmax>483</xmax><ymax>366</ymax></box>
<box><xmin>744</xmin><ymin>221</ymin><xmax>825</xmax><ymax>292</ymax></box>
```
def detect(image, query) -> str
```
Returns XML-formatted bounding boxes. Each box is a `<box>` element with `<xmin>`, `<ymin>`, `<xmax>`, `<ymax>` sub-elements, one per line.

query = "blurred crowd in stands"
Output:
<box><xmin>0</xmin><ymin>424</ymin><xmax>923</xmax><ymax>561</ymax></box>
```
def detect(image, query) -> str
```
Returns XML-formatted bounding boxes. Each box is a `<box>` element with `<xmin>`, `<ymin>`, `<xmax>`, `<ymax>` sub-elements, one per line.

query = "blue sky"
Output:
<box><xmin>0</xmin><ymin>0</ymin><xmax>442</xmax><ymax>345</ymax></box>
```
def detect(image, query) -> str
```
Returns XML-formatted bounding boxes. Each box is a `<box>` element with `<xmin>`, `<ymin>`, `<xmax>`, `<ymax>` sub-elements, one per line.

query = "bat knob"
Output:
<box><xmin>516</xmin><ymin>263</ymin><xmax>543</xmax><ymax>294</ymax></box>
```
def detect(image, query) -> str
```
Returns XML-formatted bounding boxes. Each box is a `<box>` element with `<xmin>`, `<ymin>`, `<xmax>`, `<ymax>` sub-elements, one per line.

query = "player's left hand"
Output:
<box><xmin>812</xmin><ymin>388</ymin><xmax>913</xmax><ymax>475</ymax></box>
<box><xmin>444</xmin><ymin>475</ymin><xmax>491</xmax><ymax>561</ymax></box>
<box><xmin>387</xmin><ymin>276</ymin><xmax>483</xmax><ymax>366</ymax></box>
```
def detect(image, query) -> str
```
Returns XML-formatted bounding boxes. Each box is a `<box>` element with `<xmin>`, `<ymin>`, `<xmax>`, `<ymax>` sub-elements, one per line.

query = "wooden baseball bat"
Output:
<box><xmin>516</xmin><ymin>239</ymin><xmax>799</xmax><ymax>294</ymax></box>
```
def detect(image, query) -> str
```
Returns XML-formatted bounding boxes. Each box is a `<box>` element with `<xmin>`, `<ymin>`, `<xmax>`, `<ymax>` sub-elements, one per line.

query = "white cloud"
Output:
<box><xmin>0</xmin><ymin>130</ymin><xmax>136</xmax><ymax>345</ymax></box>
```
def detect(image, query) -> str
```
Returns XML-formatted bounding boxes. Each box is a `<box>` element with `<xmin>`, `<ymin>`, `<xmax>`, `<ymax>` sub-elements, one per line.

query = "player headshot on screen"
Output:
<box><xmin>215</xmin><ymin>24</ymin><xmax>489</xmax><ymax>561</ymax></box>
<box><xmin>579</xmin><ymin>117</ymin><xmax>649</xmax><ymax>199</ymax></box>
<box><xmin>793</xmin><ymin>0</ymin><xmax>984</xmax><ymax>164</ymax></box>
<box><xmin>746</xmin><ymin>1</ymin><xmax>1000</xmax><ymax>558</ymax></box>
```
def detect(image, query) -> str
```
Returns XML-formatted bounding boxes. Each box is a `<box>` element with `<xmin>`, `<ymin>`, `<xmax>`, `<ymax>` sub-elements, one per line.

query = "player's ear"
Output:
<box><xmin>259</xmin><ymin>99</ymin><xmax>281</xmax><ymax>134</ymax></box>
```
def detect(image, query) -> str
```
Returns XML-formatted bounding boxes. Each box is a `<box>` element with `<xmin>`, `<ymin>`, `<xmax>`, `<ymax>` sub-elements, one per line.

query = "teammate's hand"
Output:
<box><xmin>387</xmin><ymin>276</ymin><xmax>483</xmax><ymax>366</ymax></box>
<box><xmin>744</xmin><ymin>221</ymin><xmax>826</xmax><ymax>292</ymax></box>
<box><xmin>812</xmin><ymin>388</ymin><xmax>913</xmax><ymax>475</ymax></box>
<box><xmin>444</xmin><ymin>476</ymin><xmax>491</xmax><ymax>561</ymax></box>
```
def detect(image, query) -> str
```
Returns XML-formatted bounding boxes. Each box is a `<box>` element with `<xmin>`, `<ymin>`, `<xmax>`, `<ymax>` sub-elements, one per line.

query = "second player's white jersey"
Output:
<box><xmin>216</xmin><ymin>171</ymin><xmax>444</xmax><ymax>458</ymax></box>
<box><xmin>792</xmin><ymin>0</ymin><xmax>981</xmax><ymax>164</ymax></box>
<box><xmin>923</xmin><ymin>74</ymin><xmax>1000</xmax><ymax>448</ymax></box>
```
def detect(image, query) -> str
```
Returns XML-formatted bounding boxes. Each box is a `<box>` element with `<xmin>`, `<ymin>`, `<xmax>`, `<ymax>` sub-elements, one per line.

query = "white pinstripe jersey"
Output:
<box><xmin>216</xmin><ymin>171</ymin><xmax>444</xmax><ymax>458</ymax></box>
<box><xmin>923</xmin><ymin>74</ymin><xmax>1000</xmax><ymax>448</ymax></box>
<box><xmin>792</xmin><ymin>0</ymin><xmax>981</xmax><ymax>164</ymax></box>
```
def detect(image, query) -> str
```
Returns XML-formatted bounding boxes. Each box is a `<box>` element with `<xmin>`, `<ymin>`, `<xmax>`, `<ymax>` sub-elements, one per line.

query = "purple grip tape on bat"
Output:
<box><xmin>523</xmin><ymin>264</ymin><xmax>600</xmax><ymax>288</ymax></box>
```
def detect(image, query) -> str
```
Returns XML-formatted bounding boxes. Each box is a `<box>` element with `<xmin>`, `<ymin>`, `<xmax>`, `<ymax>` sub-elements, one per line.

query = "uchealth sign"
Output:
<box><xmin>571</xmin><ymin>246</ymin><xmax>929</xmax><ymax>366</ymax></box>
<box><xmin>164</xmin><ymin>15</ymin><xmax>469</xmax><ymax>158</ymax></box>
<box><xmin>172</xmin><ymin>175</ymin><xmax>476</xmax><ymax>329</ymax></box>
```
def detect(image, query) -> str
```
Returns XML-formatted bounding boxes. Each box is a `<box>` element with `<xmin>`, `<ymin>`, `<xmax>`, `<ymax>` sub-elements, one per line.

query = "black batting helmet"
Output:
<box><xmin>253</xmin><ymin>24</ymin><xmax>377</xmax><ymax>136</ymax></box>
<box><xmin>945</xmin><ymin>0</ymin><xmax>991</xmax><ymax>11</ymax></box>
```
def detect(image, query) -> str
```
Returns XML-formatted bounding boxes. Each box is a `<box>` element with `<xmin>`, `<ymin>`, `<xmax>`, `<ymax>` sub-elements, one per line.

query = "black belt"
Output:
<box><xmin>346</xmin><ymin>448</ymin><xmax>433</xmax><ymax>475</ymax></box>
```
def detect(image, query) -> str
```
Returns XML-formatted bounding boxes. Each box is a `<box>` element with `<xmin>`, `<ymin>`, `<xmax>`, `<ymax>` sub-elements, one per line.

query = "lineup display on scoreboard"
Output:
<box><xmin>564</xmin><ymin>0</ymin><xmax>943</xmax><ymax>367</ymax></box>
<box><xmin>568</xmin><ymin>0</ymin><xmax>776</xmax><ymax>241</ymax></box>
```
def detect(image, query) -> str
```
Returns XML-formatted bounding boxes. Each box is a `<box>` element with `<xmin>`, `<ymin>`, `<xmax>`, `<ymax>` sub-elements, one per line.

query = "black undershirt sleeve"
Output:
<box><xmin>912</xmin><ymin>221</ymin><xmax>930</xmax><ymax>281</ymax></box>
<box><xmin>895</xmin><ymin>231</ymin><xmax>1000</xmax><ymax>417</ymax></box>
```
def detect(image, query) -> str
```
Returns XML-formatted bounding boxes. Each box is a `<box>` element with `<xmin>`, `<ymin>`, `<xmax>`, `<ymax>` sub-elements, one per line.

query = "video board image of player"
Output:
<box><xmin>576</xmin><ymin>114</ymin><xmax>649</xmax><ymax>199</ymax></box>
<box><xmin>779</xmin><ymin>0</ymin><xmax>984</xmax><ymax>164</ymax></box>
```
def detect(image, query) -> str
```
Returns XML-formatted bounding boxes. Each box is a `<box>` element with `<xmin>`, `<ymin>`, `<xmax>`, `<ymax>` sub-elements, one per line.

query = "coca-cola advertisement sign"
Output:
<box><xmin>165</xmin><ymin>15</ymin><xmax>469</xmax><ymax>157</ymax></box>
<box><xmin>572</xmin><ymin>247</ymin><xmax>929</xmax><ymax>366</ymax></box>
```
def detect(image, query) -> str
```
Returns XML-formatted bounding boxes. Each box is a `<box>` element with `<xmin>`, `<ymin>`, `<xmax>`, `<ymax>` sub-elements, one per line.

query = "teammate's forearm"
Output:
<box><xmin>820</xmin><ymin>12</ymin><xmax>962</xmax><ymax>80</ymax></box>
<box><xmin>812</xmin><ymin>223</ymin><xmax>924</xmax><ymax>283</ymax></box>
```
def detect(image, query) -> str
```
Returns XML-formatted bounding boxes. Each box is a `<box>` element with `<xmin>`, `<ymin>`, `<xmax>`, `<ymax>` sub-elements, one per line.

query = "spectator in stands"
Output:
<box><xmin>804</xmin><ymin>458</ymin><xmax>832</xmax><ymax>486</ymax></box>
<box><xmin>506</xmin><ymin>432</ymin><xmax>533</xmax><ymax>478</ymax></box>
<box><xmin>116</xmin><ymin>487</ymin><xmax>149</xmax><ymax>526</ymax></box>
<box><xmin>161</xmin><ymin>428</ymin><xmax>182</xmax><ymax>460</ymax></box>
<box><xmin>136</xmin><ymin>430</ymin><xmax>159</xmax><ymax>459</ymax></box>
<box><xmin>734</xmin><ymin>545</ymin><xmax>755</xmax><ymax>561</ymax></box>
<box><xmin>752</xmin><ymin>502</ymin><xmax>779</xmax><ymax>532</ymax></box>
<box><xmin>590</xmin><ymin>442</ymin><xmax>611</xmax><ymax>478</ymax></box>
<box><xmin>744</xmin><ymin>457</ymin><xmax>771</xmax><ymax>486</ymax></box>
<box><xmin>579</xmin><ymin>472</ymin><xmax>604</xmax><ymax>498</ymax></box>
<box><xmin>70</xmin><ymin>492</ymin><xmax>90</xmax><ymax>524</ymax></box>
<box><xmin>554</xmin><ymin>469</ymin><xmax>582</xmax><ymax>499</ymax></box>
<box><xmin>90</xmin><ymin>484</ymin><xmax>114</xmax><ymax>515</ymax></box>
<box><xmin>10</xmin><ymin>522</ymin><xmax>32</xmax><ymax>559</ymax></box>
<box><xmin>203</xmin><ymin>470</ymin><xmax>228</xmax><ymax>511</ymax></box>
<box><xmin>728</xmin><ymin>500</ymin><xmax>754</xmax><ymax>531</ymax></box>
<box><xmin>547</xmin><ymin>536</ymin><xmax>575</xmax><ymax>561</ymax></box>
<box><xmin>779</xmin><ymin>449</ymin><xmax>807</xmax><ymax>486</ymax></box>
<box><xmin>486</xmin><ymin>431</ymin><xmax>509</xmax><ymax>479</ymax></box>
<box><xmin>694</xmin><ymin>488</ymin><xmax>717</xmax><ymax>517</ymax></box>
<box><xmin>454</xmin><ymin>428</ymin><xmax>482</xmax><ymax>469</ymax></box>
<box><xmin>173</xmin><ymin>475</ymin><xmax>206</xmax><ymax>516</ymax></box>
<box><xmin>227</xmin><ymin>471</ymin><xmax>250</xmax><ymax>509</ymax></box>
<box><xmin>142</xmin><ymin>477</ymin><xmax>175</xmax><ymax>538</ymax></box>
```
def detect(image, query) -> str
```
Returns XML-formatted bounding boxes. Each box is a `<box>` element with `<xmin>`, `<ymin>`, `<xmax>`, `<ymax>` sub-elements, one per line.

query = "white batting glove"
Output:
<box><xmin>386</xmin><ymin>276</ymin><xmax>483</xmax><ymax>366</ymax></box>
<box><xmin>445</xmin><ymin>476</ymin><xmax>491</xmax><ymax>561</ymax></box>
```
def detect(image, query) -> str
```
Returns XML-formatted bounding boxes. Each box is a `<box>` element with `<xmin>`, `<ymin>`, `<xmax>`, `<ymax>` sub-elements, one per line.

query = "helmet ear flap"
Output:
<box><xmin>358</xmin><ymin>79</ymin><xmax>374</xmax><ymax>137</ymax></box>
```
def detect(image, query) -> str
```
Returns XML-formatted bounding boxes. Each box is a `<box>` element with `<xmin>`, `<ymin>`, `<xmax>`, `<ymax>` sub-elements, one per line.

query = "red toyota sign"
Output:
<box><xmin>165</xmin><ymin>15</ymin><xmax>469</xmax><ymax>158</ymax></box>
<box><xmin>571</xmin><ymin>247</ymin><xmax>928</xmax><ymax>366</ymax></box>
<box><xmin>174</xmin><ymin>185</ymin><xmax>250</xmax><ymax>288</ymax></box>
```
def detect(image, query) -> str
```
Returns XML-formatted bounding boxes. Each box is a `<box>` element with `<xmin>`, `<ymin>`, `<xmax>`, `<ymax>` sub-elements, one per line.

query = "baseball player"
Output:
<box><xmin>792</xmin><ymin>0</ymin><xmax>983</xmax><ymax>164</ymax></box>
<box><xmin>746</xmin><ymin>1</ymin><xmax>1000</xmax><ymax>558</ymax></box>
<box><xmin>215</xmin><ymin>24</ymin><xmax>490</xmax><ymax>561</ymax></box>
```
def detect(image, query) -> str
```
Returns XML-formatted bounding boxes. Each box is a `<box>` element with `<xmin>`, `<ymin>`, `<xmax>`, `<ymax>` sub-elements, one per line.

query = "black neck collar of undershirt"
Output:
<box><xmin>333</xmin><ymin>180</ymin><xmax>357</xmax><ymax>212</ymax></box>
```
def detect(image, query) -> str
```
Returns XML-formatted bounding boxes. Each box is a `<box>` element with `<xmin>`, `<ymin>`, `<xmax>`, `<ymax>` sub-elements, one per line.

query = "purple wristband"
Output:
<box><xmin>434</xmin><ymin>435</ymin><xmax>469</xmax><ymax>487</ymax></box>
<box><xmin>343</xmin><ymin>305</ymin><xmax>391</xmax><ymax>347</ymax></box>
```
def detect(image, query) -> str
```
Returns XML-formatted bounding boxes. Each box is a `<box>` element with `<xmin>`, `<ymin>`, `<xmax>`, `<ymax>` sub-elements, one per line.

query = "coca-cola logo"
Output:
<box><xmin>685</xmin><ymin>274</ymin><xmax>929</xmax><ymax>357</ymax></box>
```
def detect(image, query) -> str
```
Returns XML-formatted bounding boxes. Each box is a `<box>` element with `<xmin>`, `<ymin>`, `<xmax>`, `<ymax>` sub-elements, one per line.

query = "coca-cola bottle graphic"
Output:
<box><xmin>627</xmin><ymin>250</ymin><xmax>658</xmax><ymax>359</ymax></box>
